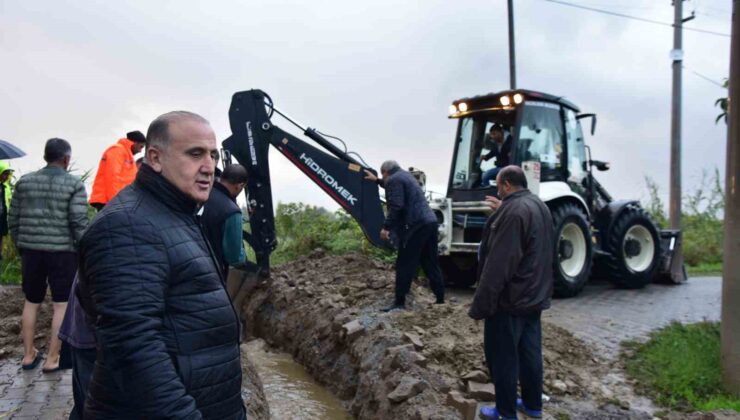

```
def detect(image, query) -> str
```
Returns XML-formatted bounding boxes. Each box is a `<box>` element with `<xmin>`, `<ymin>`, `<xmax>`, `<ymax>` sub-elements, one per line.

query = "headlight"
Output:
<box><xmin>513</xmin><ymin>93</ymin><xmax>524</xmax><ymax>104</ymax></box>
<box><xmin>449</xmin><ymin>104</ymin><xmax>457</xmax><ymax>115</ymax></box>
<box><xmin>458</xmin><ymin>102</ymin><xmax>468</xmax><ymax>112</ymax></box>
<box><xmin>500</xmin><ymin>95</ymin><xmax>511</xmax><ymax>106</ymax></box>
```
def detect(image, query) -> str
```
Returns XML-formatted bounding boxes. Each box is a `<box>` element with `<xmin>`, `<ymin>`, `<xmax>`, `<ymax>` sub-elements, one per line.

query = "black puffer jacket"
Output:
<box><xmin>382</xmin><ymin>167</ymin><xmax>436</xmax><ymax>239</ymax></box>
<box><xmin>77</xmin><ymin>164</ymin><xmax>244</xmax><ymax>419</ymax></box>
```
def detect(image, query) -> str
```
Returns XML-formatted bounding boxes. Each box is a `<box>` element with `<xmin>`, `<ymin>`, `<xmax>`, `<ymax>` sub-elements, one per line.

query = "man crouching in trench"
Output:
<box><xmin>76</xmin><ymin>111</ymin><xmax>245</xmax><ymax>419</ymax></box>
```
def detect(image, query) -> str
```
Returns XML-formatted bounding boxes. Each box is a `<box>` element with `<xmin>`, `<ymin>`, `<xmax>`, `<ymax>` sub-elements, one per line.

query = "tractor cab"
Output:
<box><xmin>447</xmin><ymin>90</ymin><xmax>592</xmax><ymax>204</ymax></box>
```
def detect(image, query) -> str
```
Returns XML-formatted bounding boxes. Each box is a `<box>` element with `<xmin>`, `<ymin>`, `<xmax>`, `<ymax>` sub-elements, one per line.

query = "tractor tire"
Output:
<box><xmin>603</xmin><ymin>206</ymin><xmax>661</xmax><ymax>289</ymax></box>
<box><xmin>439</xmin><ymin>255</ymin><xmax>478</xmax><ymax>288</ymax></box>
<box><xmin>551</xmin><ymin>202</ymin><xmax>593</xmax><ymax>298</ymax></box>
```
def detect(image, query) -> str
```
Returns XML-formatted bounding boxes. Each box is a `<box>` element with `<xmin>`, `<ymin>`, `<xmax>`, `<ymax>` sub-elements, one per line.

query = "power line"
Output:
<box><xmin>542</xmin><ymin>0</ymin><xmax>730</xmax><ymax>38</ymax></box>
<box><xmin>683</xmin><ymin>65</ymin><xmax>726</xmax><ymax>88</ymax></box>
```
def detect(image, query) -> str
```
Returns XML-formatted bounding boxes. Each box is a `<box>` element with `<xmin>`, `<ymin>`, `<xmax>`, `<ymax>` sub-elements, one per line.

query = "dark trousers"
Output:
<box><xmin>395</xmin><ymin>223</ymin><xmax>445</xmax><ymax>305</ymax></box>
<box><xmin>69</xmin><ymin>346</ymin><xmax>96</xmax><ymax>420</ymax></box>
<box><xmin>484</xmin><ymin>311</ymin><xmax>543</xmax><ymax>418</ymax></box>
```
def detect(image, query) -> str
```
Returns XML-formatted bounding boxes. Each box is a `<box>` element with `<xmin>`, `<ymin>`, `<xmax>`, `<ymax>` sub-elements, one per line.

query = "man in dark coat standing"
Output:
<box><xmin>365</xmin><ymin>160</ymin><xmax>444</xmax><ymax>312</ymax></box>
<box><xmin>77</xmin><ymin>111</ymin><xmax>244</xmax><ymax>419</ymax></box>
<box><xmin>470</xmin><ymin>165</ymin><xmax>554</xmax><ymax>420</ymax></box>
<box><xmin>202</xmin><ymin>163</ymin><xmax>249</xmax><ymax>280</ymax></box>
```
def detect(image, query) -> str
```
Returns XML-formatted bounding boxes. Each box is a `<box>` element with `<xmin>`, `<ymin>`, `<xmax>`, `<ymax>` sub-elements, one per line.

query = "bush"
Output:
<box><xmin>269</xmin><ymin>202</ymin><xmax>394</xmax><ymax>266</ymax></box>
<box><xmin>0</xmin><ymin>238</ymin><xmax>21</xmax><ymax>285</ymax></box>
<box><xmin>645</xmin><ymin>169</ymin><xmax>724</xmax><ymax>267</ymax></box>
<box><xmin>623</xmin><ymin>321</ymin><xmax>739</xmax><ymax>412</ymax></box>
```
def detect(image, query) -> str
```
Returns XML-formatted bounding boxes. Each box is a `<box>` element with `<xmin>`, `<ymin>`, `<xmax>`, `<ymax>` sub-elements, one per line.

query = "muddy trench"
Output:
<box><xmin>233</xmin><ymin>251</ymin><xmax>672</xmax><ymax>420</ymax></box>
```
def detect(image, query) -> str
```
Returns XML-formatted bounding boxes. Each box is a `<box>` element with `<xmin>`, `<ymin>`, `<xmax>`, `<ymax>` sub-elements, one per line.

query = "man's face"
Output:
<box><xmin>226</xmin><ymin>181</ymin><xmax>246</xmax><ymax>199</ymax></box>
<box><xmin>490</xmin><ymin>129</ymin><xmax>504</xmax><ymax>144</ymax></box>
<box><xmin>0</xmin><ymin>171</ymin><xmax>10</xmax><ymax>183</ymax></box>
<box><xmin>496</xmin><ymin>173</ymin><xmax>509</xmax><ymax>199</ymax></box>
<box><xmin>147</xmin><ymin>119</ymin><xmax>217</xmax><ymax>203</ymax></box>
<box><xmin>131</xmin><ymin>142</ymin><xmax>145</xmax><ymax>155</ymax></box>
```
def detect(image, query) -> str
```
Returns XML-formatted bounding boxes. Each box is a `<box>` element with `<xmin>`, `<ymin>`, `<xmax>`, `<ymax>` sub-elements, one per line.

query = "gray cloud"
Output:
<box><xmin>0</xmin><ymin>0</ymin><xmax>730</xmax><ymax>211</ymax></box>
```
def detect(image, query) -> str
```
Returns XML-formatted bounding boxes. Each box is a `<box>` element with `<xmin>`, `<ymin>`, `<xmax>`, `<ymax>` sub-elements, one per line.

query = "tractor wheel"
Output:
<box><xmin>551</xmin><ymin>202</ymin><xmax>593</xmax><ymax>298</ymax></box>
<box><xmin>604</xmin><ymin>206</ymin><xmax>661</xmax><ymax>289</ymax></box>
<box><xmin>439</xmin><ymin>255</ymin><xmax>478</xmax><ymax>288</ymax></box>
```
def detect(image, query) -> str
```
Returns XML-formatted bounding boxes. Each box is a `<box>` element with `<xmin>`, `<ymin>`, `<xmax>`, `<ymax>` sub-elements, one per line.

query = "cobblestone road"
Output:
<box><xmin>0</xmin><ymin>361</ymin><xmax>73</xmax><ymax>419</ymax></box>
<box><xmin>543</xmin><ymin>277</ymin><xmax>722</xmax><ymax>358</ymax></box>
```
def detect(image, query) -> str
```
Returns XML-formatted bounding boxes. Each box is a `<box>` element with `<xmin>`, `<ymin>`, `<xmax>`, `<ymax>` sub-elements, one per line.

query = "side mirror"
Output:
<box><xmin>577</xmin><ymin>113</ymin><xmax>597</xmax><ymax>136</ymax></box>
<box><xmin>591</xmin><ymin>160</ymin><xmax>610</xmax><ymax>171</ymax></box>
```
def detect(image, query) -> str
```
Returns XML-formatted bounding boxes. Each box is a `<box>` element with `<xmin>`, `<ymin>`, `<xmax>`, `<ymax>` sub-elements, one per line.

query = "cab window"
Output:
<box><xmin>515</xmin><ymin>101</ymin><xmax>564</xmax><ymax>181</ymax></box>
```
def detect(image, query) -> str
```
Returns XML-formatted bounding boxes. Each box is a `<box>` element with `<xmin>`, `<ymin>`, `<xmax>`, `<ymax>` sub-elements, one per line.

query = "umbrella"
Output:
<box><xmin>0</xmin><ymin>139</ymin><xmax>26</xmax><ymax>160</ymax></box>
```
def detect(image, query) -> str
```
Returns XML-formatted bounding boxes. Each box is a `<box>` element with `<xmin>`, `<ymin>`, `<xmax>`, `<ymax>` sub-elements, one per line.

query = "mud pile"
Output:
<box><xmin>0</xmin><ymin>287</ymin><xmax>53</xmax><ymax>359</ymax></box>
<box><xmin>239</xmin><ymin>251</ymin><xmax>652</xmax><ymax>419</ymax></box>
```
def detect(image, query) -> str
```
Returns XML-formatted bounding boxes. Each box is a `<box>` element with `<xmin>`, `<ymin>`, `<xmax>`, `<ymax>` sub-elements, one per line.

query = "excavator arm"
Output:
<box><xmin>222</xmin><ymin>89</ymin><xmax>388</xmax><ymax>273</ymax></box>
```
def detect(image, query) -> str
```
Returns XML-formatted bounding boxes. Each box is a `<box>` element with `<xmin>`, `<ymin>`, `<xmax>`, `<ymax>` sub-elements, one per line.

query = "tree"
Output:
<box><xmin>716</xmin><ymin>78</ymin><xmax>729</xmax><ymax>125</ymax></box>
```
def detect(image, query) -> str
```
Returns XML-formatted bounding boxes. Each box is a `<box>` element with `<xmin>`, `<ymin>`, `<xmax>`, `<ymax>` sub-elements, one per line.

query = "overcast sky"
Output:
<box><xmin>0</xmin><ymin>0</ymin><xmax>731</xmax><ymax>211</ymax></box>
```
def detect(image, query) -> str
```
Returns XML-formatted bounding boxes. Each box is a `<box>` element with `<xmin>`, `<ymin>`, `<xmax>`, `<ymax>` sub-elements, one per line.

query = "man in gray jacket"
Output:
<box><xmin>9</xmin><ymin>138</ymin><xmax>88</xmax><ymax>372</ymax></box>
<box><xmin>469</xmin><ymin>165</ymin><xmax>553</xmax><ymax>420</ymax></box>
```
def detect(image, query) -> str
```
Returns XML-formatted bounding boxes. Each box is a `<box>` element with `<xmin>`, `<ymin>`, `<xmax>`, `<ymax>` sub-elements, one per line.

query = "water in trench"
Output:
<box><xmin>245</xmin><ymin>340</ymin><xmax>354</xmax><ymax>420</ymax></box>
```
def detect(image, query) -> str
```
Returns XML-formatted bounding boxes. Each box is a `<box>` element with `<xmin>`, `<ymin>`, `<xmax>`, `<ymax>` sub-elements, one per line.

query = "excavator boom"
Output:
<box><xmin>222</xmin><ymin>89</ymin><xmax>387</xmax><ymax>272</ymax></box>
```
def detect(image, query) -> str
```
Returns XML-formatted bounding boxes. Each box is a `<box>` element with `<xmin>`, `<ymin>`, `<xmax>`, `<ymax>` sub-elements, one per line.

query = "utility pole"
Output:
<box><xmin>669</xmin><ymin>0</ymin><xmax>684</xmax><ymax>230</ymax></box>
<box><xmin>722</xmin><ymin>0</ymin><xmax>740</xmax><ymax>397</ymax></box>
<box><xmin>507</xmin><ymin>0</ymin><xmax>516</xmax><ymax>90</ymax></box>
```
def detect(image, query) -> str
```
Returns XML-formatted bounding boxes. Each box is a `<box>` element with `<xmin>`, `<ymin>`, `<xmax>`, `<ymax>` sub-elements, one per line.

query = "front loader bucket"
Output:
<box><xmin>654</xmin><ymin>229</ymin><xmax>688</xmax><ymax>284</ymax></box>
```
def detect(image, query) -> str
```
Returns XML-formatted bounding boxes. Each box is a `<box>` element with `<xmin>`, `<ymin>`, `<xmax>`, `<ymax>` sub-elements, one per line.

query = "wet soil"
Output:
<box><xmin>0</xmin><ymin>287</ymin><xmax>53</xmax><ymax>360</ymax></box>
<box><xmin>237</xmin><ymin>251</ymin><xmax>738</xmax><ymax>420</ymax></box>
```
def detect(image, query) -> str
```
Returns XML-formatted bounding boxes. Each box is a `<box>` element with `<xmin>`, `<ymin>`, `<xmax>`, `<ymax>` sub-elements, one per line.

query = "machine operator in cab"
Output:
<box><xmin>479</xmin><ymin>124</ymin><xmax>512</xmax><ymax>187</ymax></box>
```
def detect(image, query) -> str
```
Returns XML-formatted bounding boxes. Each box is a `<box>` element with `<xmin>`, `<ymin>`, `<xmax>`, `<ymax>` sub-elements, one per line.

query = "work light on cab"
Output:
<box><xmin>458</xmin><ymin>102</ymin><xmax>469</xmax><ymax>112</ymax></box>
<box><xmin>448</xmin><ymin>104</ymin><xmax>457</xmax><ymax>115</ymax></box>
<box><xmin>513</xmin><ymin>93</ymin><xmax>524</xmax><ymax>104</ymax></box>
<box><xmin>500</xmin><ymin>95</ymin><xmax>511</xmax><ymax>106</ymax></box>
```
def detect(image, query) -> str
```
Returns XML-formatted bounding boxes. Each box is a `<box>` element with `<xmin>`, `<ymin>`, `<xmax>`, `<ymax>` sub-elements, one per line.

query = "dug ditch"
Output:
<box><xmin>235</xmin><ymin>251</ymin><xmax>671</xmax><ymax>420</ymax></box>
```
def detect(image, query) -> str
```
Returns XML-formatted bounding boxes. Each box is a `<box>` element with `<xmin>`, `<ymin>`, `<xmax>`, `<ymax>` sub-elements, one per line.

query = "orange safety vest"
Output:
<box><xmin>90</xmin><ymin>138</ymin><xmax>138</xmax><ymax>205</ymax></box>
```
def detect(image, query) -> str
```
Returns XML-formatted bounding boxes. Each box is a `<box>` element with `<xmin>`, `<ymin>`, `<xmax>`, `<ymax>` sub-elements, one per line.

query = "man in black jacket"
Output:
<box><xmin>202</xmin><ymin>163</ymin><xmax>249</xmax><ymax>280</ymax></box>
<box><xmin>469</xmin><ymin>165</ymin><xmax>553</xmax><ymax>420</ymax></box>
<box><xmin>480</xmin><ymin>125</ymin><xmax>512</xmax><ymax>187</ymax></box>
<box><xmin>77</xmin><ymin>111</ymin><xmax>244</xmax><ymax>419</ymax></box>
<box><xmin>366</xmin><ymin>161</ymin><xmax>444</xmax><ymax>312</ymax></box>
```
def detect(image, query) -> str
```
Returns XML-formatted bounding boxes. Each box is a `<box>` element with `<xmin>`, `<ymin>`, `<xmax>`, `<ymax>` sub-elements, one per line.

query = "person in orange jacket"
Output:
<box><xmin>89</xmin><ymin>131</ymin><xmax>146</xmax><ymax>210</ymax></box>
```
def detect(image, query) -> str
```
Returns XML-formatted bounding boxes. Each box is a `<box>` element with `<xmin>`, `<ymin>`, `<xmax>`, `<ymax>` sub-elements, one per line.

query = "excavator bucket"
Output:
<box><xmin>655</xmin><ymin>229</ymin><xmax>688</xmax><ymax>284</ymax></box>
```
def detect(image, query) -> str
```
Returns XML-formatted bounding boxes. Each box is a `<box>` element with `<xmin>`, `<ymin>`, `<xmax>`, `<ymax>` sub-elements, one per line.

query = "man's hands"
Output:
<box><xmin>380</xmin><ymin>228</ymin><xmax>391</xmax><ymax>241</ymax></box>
<box><xmin>484</xmin><ymin>195</ymin><xmax>501</xmax><ymax>211</ymax></box>
<box><xmin>364</xmin><ymin>170</ymin><xmax>378</xmax><ymax>182</ymax></box>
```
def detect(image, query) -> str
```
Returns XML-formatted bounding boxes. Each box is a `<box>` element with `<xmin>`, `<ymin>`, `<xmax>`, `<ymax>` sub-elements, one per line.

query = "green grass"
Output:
<box><xmin>687</xmin><ymin>262</ymin><xmax>723</xmax><ymax>277</ymax></box>
<box><xmin>623</xmin><ymin>321</ymin><xmax>740</xmax><ymax>412</ymax></box>
<box><xmin>245</xmin><ymin>202</ymin><xmax>395</xmax><ymax>267</ymax></box>
<box><xmin>0</xmin><ymin>259</ymin><xmax>21</xmax><ymax>285</ymax></box>
<box><xmin>0</xmin><ymin>238</ymin><xmax>21</xmax><ymax>285</ymax></box>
